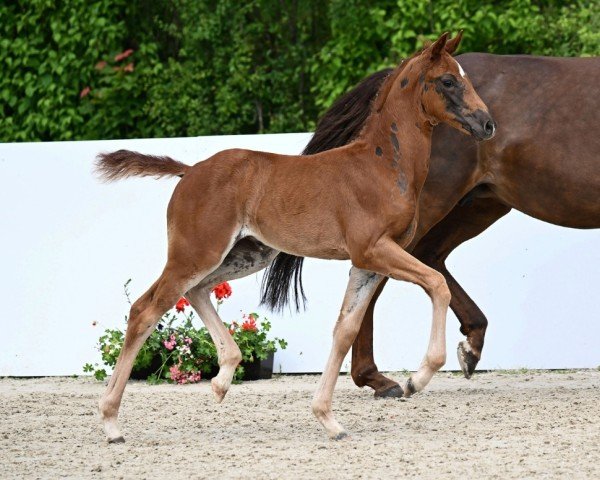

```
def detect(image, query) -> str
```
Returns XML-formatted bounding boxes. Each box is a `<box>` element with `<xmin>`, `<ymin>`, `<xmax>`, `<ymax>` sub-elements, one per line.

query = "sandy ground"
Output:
<box><xmin>0</xmin><ymin>370</ymin><xmax>599</xmax><ymax>479</ymax></box>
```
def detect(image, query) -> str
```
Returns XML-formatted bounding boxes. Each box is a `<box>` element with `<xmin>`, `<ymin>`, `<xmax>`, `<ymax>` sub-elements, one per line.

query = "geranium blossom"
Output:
<box><xmin>212</xmin><ymin>282</ymin><xmax>232</xmax><ymax>301</ymax></box>
<box><xmin>169</xmin><ymin>363</ymin><xmax>201</xmax><ymax>384</ymax></box>
<box><xmin>241</xmin><ymin>314</ymin><xmax>258</xmax><ymax>332</ymax></box>
<box><xmin>163</xmin><ymin>334</ymin><xmax>177</xmax><ymax>351</ymax></box>
<box><xmin>175</xmin><ymin>297</ymin><xmax>190</xmax><ymax>313</ymax></box>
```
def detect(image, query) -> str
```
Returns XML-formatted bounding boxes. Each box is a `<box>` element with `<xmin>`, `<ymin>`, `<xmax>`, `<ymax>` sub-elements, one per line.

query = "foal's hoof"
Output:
<box><xmin>457</xmin><ymin>341</ymin><xmax>479</xmax><ymax>379</ymax></box>
<box><xmin>211</xmin><ymin>378</ymin><xmax>228</xmax><ymax>404</ymax></box>
<box><xmin>403</xmin><ymin>377</ymin><xmax>417</xmax><ymax>398</ymax></box>
<box><xmin>374</xmin><ymin>384</ymin><xmax>404</xmax><ymax>399</ymax></box>
<box><xmin>107</xmin><ymin>435</ymin><xmax>125</xmax><ymax>444</ymax></box>
<box><xmin>331</xmin><ymin>431</ymin><xmax>349</xmax><ymax>441</ymax></box>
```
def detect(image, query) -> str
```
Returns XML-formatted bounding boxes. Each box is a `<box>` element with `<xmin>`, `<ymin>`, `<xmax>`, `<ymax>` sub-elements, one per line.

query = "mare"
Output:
<box><xmin>262</xmin><ymin>52</ymin><xmax>600</xmax><ymax>396</ymax></box>
<box><xmin>96</xmin><ymin>33</ymin><xmax>495</xmax><ymax>441</ymax></box>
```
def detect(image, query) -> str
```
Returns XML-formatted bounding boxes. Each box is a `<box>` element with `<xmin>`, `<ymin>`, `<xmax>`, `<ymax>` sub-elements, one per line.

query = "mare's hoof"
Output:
<box><xmin>457</xmin><ymin>341</ymin><xmax>479</xmax><ymax>379</ymax></box>
<box><xmin>331</xmin><ymin>431</ymin><xmax>349</xmax><ymax>441</ymax></box>
<box><xmin>107</xmin><ymin>436</ymin><xmax>125</xmax><ymax>444</ymax></box>
<box><xmin>374</xmin><ymin>384</ymin><xmax>404</xmax><ymax>399</ymax></box>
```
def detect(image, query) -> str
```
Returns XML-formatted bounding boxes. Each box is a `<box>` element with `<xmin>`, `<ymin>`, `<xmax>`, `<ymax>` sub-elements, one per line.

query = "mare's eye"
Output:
<box><xmin>442</xmin><ymin>79</ymin><xmax>453</xmax><ymax>88</ymax></box>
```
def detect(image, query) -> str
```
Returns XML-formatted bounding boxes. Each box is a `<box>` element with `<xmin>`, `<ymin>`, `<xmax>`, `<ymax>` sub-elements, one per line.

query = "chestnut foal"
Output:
<box><xmin>96</xmin><ymin>32</ymin><xmax>495</xmax><ymax>441</ymax></box>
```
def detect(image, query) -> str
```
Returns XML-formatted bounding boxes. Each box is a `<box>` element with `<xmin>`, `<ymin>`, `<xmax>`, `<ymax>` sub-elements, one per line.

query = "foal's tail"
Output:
<box><xmin>95</xmin><ymin>149</ymin><xmax>190</xmax><ymax>182</ymax></box>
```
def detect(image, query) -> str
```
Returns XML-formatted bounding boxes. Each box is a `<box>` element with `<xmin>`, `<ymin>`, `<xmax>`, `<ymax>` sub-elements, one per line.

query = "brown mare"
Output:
<box><xmin>96</xmin><ymin>33</ymin><xmax>495</xmax><ymax>441</ymax></box>
<box><xmin>262</xmin><ymin>52</ymin><xmax>600</xmax><ymax>396</ymax></box>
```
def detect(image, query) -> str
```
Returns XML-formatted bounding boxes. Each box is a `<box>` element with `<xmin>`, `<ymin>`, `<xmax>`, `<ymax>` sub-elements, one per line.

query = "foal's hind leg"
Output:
<box><xmin>353</xmin><ymin>237</ymin><xmax>450</xmax><ymax>397</ymax></box>
<box><xmin>186</xmin><ymin>286</ymin><xmax>241</xmax><ymax>403</ymax></box>
<box><xmin>98</xmin><ymin>264</ymin><xmax>196</xmax><ymax>442</ymax></box>
<box><xmin>187</xmin><ymin>238</ymin><xmax>279</xmax><ymax>402</ymax></box>
<box><xmin>312</xmin><ymin>267</ymin><xmax>383</xmax><ymax>439</ymax></box>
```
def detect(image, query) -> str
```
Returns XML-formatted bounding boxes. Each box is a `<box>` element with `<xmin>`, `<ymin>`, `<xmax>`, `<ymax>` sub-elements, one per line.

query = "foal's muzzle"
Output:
<box><xmin>461</xmin><ymin>109</ymin><xmax>496</xmax><ymax>141</ymax></box>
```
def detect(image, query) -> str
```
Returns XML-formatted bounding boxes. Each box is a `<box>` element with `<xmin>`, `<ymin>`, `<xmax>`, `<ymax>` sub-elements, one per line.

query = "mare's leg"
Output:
<box><xmin>312</xmin><ymin>268</ymin><xmax>383</xmax><ymax>439</ymax></box>
<box><xmin>411</xmin><ymin>197</ymin><xmax>511</xmax><ymax>378</ymax></box>
<box><xmin>350</xmin><ymin>277</ymin><xmax>404</xmax><ymax>398</ymax></box>
<box><xmin>98</xmin><ymin>262</ymin><xmax>198</xmax><ymax>442</ymax></box>
<box><xmin>353</xmin><ymin>238</ymin><xmax>450</xmax><ymax>397</ymax></box>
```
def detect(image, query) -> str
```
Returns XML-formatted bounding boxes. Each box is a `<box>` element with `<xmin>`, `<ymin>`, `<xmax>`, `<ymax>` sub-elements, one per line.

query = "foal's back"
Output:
<box><xmin>174</xmin><ymin>143</ymin><xmax>395</xmax><ymax>260</ymax></box>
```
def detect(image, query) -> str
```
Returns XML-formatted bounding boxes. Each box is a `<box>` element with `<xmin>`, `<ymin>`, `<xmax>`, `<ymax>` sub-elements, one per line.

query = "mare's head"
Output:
<box><xmin>404</xmin><ymin>32</ymin><xmax>495</xmax><ymax>140</ymax></box>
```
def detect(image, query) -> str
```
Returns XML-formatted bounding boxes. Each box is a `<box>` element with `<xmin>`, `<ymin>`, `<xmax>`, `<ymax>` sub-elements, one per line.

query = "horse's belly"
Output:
<box><xmin>493</xmin><ymin>181</ymin><xmax>600</xmax><ymax>229</ymax></box>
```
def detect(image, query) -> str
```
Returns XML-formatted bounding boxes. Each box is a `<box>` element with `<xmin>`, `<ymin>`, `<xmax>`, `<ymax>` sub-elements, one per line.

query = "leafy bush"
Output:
<box><xmin>2</xmin><ymin>0</ymin><xmax>598</xmax><ymax>142</ymax></box>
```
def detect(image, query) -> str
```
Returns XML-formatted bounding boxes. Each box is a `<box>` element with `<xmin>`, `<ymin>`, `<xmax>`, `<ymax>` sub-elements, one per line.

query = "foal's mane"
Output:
<box><xmin>371</xmin><ymin>47</ymin><xmax>425</xmax><ymax>114</ymax></box>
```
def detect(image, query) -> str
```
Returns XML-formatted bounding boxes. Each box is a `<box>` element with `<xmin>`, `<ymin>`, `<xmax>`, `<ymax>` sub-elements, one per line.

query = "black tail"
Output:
<box><xmin>259</xmin><ymin>68</ymin><xmax>393</xmax><ymax>311</ymax></box>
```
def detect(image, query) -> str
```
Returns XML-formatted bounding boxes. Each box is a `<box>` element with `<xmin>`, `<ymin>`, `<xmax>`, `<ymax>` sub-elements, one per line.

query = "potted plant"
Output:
<box><xmin>84</xmin><ymin>281</ymin><xmax>286</xmax><ymax>383</ymax></box>
<box><xmin>226</xmin><ymin>313</ymin><xmax>286</xmax><ymax>380</ymax></box>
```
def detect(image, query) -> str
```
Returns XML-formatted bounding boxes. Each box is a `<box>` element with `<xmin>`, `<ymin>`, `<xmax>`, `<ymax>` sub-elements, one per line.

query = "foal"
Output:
<box><xmin>96</xmin><ymin>32</ymin><xmax>495</xmax><ymax>441</ymax></box>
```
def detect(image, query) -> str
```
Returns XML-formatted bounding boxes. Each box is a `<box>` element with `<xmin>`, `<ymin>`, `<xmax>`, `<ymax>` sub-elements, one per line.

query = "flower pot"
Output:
<box><xmin>131</xmin><ymin>355</ymin><xmax>163</xmax><ymax>380</ymax></box>
<box><xmin>241</xmin><ymin>353</ymin><xmax>275</xmax><ymax>380</ymax></box>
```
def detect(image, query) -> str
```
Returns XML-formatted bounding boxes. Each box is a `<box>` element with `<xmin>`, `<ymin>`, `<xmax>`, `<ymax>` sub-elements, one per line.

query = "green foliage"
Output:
<box><xmin>2</xmin><ymin>0</ymin><xmax>598</xmax><ymax>142</ymax></box>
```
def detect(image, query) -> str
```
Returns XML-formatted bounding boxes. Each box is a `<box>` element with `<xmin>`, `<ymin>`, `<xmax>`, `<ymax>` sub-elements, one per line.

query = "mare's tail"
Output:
<box><xmin>95</xmin><ymin>149</ymin><xmax>190</xmax><ymax>182</ymax></box>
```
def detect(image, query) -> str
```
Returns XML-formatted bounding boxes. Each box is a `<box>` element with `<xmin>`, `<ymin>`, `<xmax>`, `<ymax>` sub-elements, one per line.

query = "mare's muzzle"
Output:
<box><xmin>461</xmin><ymin>109</ymin><xmax>496</xmax><ymax>141</ymax></box>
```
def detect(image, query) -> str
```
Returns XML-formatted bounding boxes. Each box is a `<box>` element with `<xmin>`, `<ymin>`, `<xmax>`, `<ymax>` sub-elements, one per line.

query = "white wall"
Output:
<box><xmin>0</xmin><ymin>134</ymin><xmax>598</xmax><ymax>376</ymax></box>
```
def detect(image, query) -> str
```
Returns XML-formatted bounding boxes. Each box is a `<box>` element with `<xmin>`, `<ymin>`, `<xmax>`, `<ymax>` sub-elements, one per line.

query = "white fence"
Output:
<box><xmin>0</xmin><ymin>134</ymin><xmax>598</xmax><ymax>376</ymax></box>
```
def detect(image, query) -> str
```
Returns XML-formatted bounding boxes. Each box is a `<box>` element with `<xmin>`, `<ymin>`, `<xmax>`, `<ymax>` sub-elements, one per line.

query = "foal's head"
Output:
<box><xmin>404</xmin><ymin>32</ymin><xmax>495</xmax><ymax>140</ymax></box>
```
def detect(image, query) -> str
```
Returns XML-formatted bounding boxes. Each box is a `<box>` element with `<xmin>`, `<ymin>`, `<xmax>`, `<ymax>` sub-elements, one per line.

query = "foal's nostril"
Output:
<box><xmin>484</xmin><ymin>120</ymin><xmax>495</xmax><ymax>136</ymax></box>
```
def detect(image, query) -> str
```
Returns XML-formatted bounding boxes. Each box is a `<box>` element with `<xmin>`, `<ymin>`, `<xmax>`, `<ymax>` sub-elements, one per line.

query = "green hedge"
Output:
<box><xmin>1</xmin><ymin>0</ymin><xmax>598</xmax><ymax>142</ymax></box>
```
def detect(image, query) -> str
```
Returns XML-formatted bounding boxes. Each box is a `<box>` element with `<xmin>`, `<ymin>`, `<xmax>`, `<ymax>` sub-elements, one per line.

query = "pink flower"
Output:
<box><xmin>163</xmin><ymin>335</ymin><xmax>177</xmax><ymax>351</ymax></box>
<box><xmin>123</xmin><ymin>62</ymin><xmax>134</xmax><ymax>72</ymax></box>
<box><xmin>169</xmin><ymin>363</ymin><xmax>201</xmax><ymax>384</ymax></box>
<box><xmin>114</xmin><ymin>49</ymin><xmax>134</xmax><ymax>62</ymax></box>
<box><xmin>95</xmin><ymin>60</ymin><xmax>107</xmax><ymax>70</ymax></box>
<box><xmin>79</xmin><ymin>86</ymin><xmax>91</xmax><ymax>98</ymax></box>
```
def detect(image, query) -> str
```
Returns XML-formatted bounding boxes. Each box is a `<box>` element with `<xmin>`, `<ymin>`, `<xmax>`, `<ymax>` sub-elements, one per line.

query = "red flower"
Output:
<box><xmin>95</xmin><ymin>60</ymin><xmax>107</xmax><ymax>70</ymax></box>
<box><xmin>79</xmin><ymin>86</ymin><xmax>91</xmax><ymax>98</ymax></box>
<box><xmin>241</xmin><ymin>317</ymin><xmax>257</xmax><ymax>332</ymax></box>
<box><xmin>123</xmin><ymin>62</ymin><xmax>134</xmax><ymax>73</ymax></box>
<box><xmin>212</xmin><ymin>282</ymin><xmax>232</xmax><ymax>301</ymax></box>
<box><xmin>114</xmin><ymin>49</ymin><xmax>134</xmax><ymax>62</ymax></box>
<box><xmin>175</xmin><ymin>297</ymin><xmax>190</xmax><ymax>313</ymax></box>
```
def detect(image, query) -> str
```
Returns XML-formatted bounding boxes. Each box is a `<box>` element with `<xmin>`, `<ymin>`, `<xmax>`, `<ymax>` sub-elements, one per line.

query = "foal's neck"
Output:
<box><xmin>357</xmin><ymin>69</ymin><xmax>434</xmax><ymax>190</ymax></box>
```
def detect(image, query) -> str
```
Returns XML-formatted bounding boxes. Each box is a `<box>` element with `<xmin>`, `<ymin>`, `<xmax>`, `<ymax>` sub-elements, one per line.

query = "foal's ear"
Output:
<box><xmin>445</xmin><ymin>30</ymin><xmax>463</xmax><ymax>55</ymax></box>
<box><xmin>428</xmin><ymin>32</ymin><xmax>449</xmax><ymax>61</ymax></box>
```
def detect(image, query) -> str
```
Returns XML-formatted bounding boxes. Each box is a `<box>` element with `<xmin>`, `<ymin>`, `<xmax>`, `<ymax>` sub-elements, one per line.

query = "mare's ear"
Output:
<box><xmin>445</xmin><ymin>30</ymin><xmax>463</xmax><ymax>55</ymax></box>
<box><xmin>428</xmin><ymin>32</ymin><xmax>449</xmax><ymax>61</ymax></box>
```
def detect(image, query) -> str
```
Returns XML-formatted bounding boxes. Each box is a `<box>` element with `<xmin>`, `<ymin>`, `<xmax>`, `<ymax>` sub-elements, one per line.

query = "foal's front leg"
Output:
<box><xmin>312</xmin><ymin>268</ymin><xmax>383</xmax><ymax>439</ymax></box>
<box><xmin>354</xmin><ymin>237</ymin><xmax>450</xmax><ymax>397</ymax></box>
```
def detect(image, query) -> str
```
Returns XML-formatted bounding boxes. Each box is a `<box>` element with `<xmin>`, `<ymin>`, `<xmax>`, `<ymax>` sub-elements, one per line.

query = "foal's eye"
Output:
<box><xmin>442</xmin><ymin>79</ymin><xmax>453</xmax><ymax>88</ymax></box>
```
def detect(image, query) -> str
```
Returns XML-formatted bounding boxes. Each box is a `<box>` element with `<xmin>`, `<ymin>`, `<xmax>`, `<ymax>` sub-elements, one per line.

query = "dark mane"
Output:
<box><xmin>303</xmin><ymin>68</ymin><xmax>393</xmax><ymax>155</ymax></box>
<box><xmin>260</xmin><ymin>67</ymin><xmax>392</xmax><ymax>311</ymax></box>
